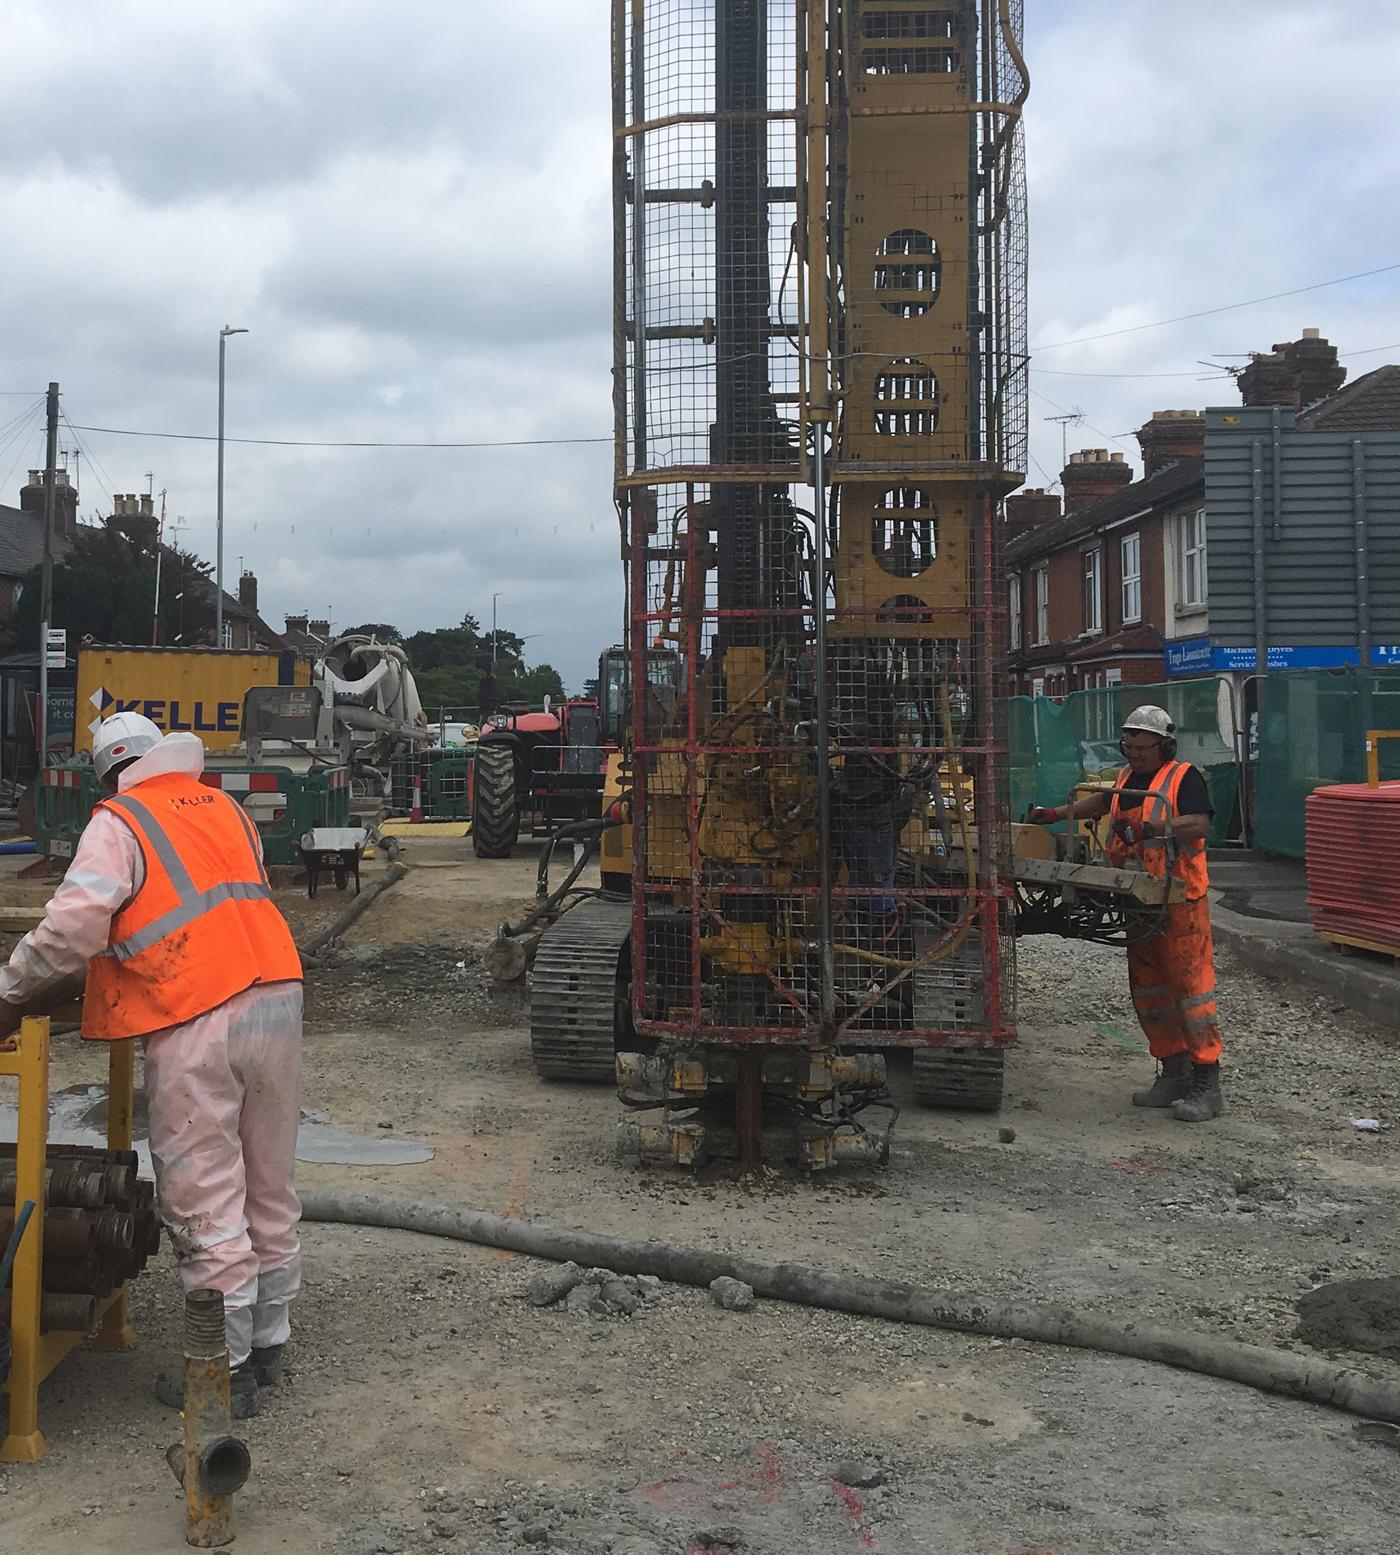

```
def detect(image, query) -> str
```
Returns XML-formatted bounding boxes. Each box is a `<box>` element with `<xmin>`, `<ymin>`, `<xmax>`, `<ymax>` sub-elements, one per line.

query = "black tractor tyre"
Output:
<box><xmin>472</xmin><ymin>743</ymin><xmax>520</xmax><ymax>859</ymax></box>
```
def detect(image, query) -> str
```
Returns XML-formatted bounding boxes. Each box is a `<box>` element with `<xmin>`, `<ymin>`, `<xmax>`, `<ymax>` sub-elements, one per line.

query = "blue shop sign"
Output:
<box><xmin>1166</xmin><ymin>639</ymin><xmax>1381</xmax><ymax>674</ymax></box>
<box><xmin>1164</xmin><ymin>637</ymin><xmax>1213</xmax><ymax>676</ymax></box>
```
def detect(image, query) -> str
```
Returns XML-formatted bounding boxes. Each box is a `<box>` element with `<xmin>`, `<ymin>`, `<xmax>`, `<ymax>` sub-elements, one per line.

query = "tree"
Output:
<box><xmin>13</xmin><ymin>522</ymin><xmax>214</xmax><ymax>649</ymax></box>
<box><xmin>343</xmin><ymin>622</ymin><xmax>404</xmax><ymax>645</ymax></box>
<box><xmin>401</xmin><ymin>612</ymin><xmax>562</xmax><ymax>715</ymax></box>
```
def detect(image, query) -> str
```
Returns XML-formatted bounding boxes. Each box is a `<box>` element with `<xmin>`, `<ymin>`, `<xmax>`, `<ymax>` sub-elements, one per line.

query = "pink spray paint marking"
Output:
<box><xmin>830</xmin><ymin>1478</ymin><xmax>880</xmax><ymax>1552</ymax></box>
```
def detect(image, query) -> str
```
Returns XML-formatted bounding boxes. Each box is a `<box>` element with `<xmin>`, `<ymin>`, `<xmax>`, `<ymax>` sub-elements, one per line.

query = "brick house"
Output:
<box><xmin>1003</xmin><ymin>413</ymin><xmax>1205</xmax><ymax>697</ymax></box>
<box><xmin>0</xmin><ymin>468</ymin><xmax>78</xmax><ymax>620</ymax></box>
<box><xmin>1002</xmin><ymin>328</ymin><xmax>1400</xmax><ymax>700</ymax></box>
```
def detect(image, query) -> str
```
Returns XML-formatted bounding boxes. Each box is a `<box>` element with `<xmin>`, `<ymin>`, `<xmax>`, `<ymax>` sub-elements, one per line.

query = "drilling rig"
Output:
<box><xmin>528</xmin><ymin>0</ymin><xmax>1029</xmax><ymax>1168</ymax></box>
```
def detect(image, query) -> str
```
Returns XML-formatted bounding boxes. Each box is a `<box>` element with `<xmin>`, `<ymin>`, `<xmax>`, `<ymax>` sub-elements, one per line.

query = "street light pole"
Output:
<box><xmin>216</xmin><ymin>325</ymin><xmax>248</xmax><ymax>648</ymax></box>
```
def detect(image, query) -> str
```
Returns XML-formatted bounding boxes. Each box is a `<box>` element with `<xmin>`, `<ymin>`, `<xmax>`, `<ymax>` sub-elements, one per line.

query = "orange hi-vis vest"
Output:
<box><xmin>1106</xmin><ymin>759</ymin><xmax>1210</xmax><ymax>900</ymax></box>
<box><xmin>82</xmin><ymin>772</ymin><xmax>302</xmax><ymax>1040</ymax></box>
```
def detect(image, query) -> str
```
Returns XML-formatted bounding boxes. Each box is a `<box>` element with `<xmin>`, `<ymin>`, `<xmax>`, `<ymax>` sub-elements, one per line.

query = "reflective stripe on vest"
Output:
<box><xmin>98</xmin><ymin>792</ymin><xmax>272</xmax><ymax>964</ymax></box>
<box><xmin>1107</xmin><ymin>760</ymin><xmax>1209</xmax><ymax>898</ymax></box>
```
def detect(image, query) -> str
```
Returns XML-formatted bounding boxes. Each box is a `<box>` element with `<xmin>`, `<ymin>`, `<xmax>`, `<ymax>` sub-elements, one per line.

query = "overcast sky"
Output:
<box><xmin>2</xmin><ymin>1</ymin><xmax>1397</xmax><ymax>690</ymax></box>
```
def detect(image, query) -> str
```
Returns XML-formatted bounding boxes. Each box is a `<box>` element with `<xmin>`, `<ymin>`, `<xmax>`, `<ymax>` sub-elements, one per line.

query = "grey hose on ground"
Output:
<box><xmin>298</xmin><ymin>1188</ymin><xmax>1400</xmax><ymax>1425</ymax></box>
<box><xmin>298</xmin><ymin>862</ymin><xmax>409</xmax><ymax>958</ymax></box>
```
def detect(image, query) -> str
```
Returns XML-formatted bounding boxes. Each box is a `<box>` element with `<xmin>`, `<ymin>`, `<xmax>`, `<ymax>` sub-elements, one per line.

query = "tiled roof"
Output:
<box><xmin>0</xmin><ymin>505</ymin><xmax>73</xmax><ymax>580</ymax></box>
<box><xmin>1297</xmin><ymin>364</ymin><xmax>1400</xmax><ymax>432</ymax></box>
<box><xmin>1005</xmin><ymin>457</ymin><xmax>1203</xmax><ymax>566</ymax></box>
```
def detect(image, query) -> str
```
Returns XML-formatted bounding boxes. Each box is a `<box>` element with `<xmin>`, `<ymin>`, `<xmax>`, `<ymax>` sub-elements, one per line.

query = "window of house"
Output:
<box><xmin>1179</xmin><ymin>507</ymin><xmax>1207</xmax><ymax>607</ymax></box>
<box><xmin>1106</xmin><ymin>667</ymin><xmax>1123</xmax><ymax>687</ymax></box>
<box><xmin>1121</xmin><ymin>532</ymin><xmax>1141</xmax><ymax>623</ymax></box>
<box><xmin>1083</xmin><ymin>547</ymin><xmax>1102</xmax><ymax>634</ymax></box>
<box><xmin>1033</xmin><ymin>566</ymin><xmax>1048</xmax><ymax>645</ymax></box>
<box><xmin>1008</xmin><ymin>573</ymin><xmax>1022</xmax><ymax>650</ymax></box>
<box><xmin>1031</xmin><ymin>676</ymin><xmax>1045</xmax><ymax>698</ymax></box>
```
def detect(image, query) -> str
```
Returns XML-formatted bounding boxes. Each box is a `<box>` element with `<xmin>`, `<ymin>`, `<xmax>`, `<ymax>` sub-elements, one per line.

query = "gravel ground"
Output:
<box><xmin>4</xmin><ymin>846</ymin><xmax>1399</xmax><ymax>1553</ymax></box>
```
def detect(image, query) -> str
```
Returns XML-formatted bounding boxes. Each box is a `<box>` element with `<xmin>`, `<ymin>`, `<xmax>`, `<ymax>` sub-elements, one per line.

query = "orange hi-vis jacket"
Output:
<box><xmin>1106</xmin><ymin>759</ymin><xmax>1210</xmax><ymax>900</ymax></box>
<box><xmin>82</xmin><ymin>772</ymin><xmax>302</xmax><ymax>1040</ymax></box>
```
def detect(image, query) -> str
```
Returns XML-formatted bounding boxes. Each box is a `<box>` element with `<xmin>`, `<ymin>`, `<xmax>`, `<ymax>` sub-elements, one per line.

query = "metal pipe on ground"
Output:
<box><xmin>299</xmin><ymin>1188</ymin><xmax>1400</xmax><ymax>1426</ymax></box>
<box><xmin>168</xmin><ymin>1288</ymin><xmax>251</xmax><ymax>1547</ymax></box>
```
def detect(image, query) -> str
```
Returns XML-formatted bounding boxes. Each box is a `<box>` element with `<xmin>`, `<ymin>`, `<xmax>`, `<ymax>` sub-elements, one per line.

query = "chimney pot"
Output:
<box><xmin>1239</xmin><ymin>328</ymin><xmax>1344</xmax><ymax>409</ymax></box>
<box><xmin>1060</xmin><ymin>447</ymin><xmax>1133</xmax><ymax>512</ymax></box>
<box><xmin>1136</xmin><ymin>408</ymin><xmax>1205</xmax><ymax>478</ymax></box>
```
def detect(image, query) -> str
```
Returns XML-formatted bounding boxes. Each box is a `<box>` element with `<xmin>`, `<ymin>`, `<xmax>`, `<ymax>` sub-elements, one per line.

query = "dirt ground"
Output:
<box><xmin>3</xmin><ymin>839</ymin><xmax>1400</xmax><ymax>1555</ymax></box>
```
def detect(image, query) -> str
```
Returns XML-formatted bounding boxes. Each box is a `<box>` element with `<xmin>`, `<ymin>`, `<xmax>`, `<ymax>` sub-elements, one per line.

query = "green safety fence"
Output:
<box><xmin>1254</xmin><ymin>668</ymin><xmax>1400</xmax><ymax>858</ymax></box>
<box><xmin>1008</xmin><ymin>677</ymin><xmax>1240</xmax><ymax>846</ymax></box>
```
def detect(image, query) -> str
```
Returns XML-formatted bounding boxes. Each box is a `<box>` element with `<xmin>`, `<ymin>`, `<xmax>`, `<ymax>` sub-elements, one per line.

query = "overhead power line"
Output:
<box><xmin>71</xmin><ymin>424</ymin><xmax>611</xmax><ymax>450</ymax></box>
<box><xmin>1033</xmin><ymin>262</ymin><xmax>1400</xmax><ymax>352</ymax></box>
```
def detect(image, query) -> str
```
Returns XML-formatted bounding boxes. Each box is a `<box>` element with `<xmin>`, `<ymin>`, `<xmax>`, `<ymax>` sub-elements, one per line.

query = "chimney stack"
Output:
<box><xmin>139</xmin><ymin>493</ymin><xmax>154</xmax><ymax>519</ymax></box>
<box><xmin>1003</xmin><ymin>487</ymin><xmax>1061</xmax><ymax>541</ymax></box>
<box><xmin>308</xmin><ymin>617</ymin><xmax>330</xmax><ymax>640</ymax></box>
<box><xmin>239</xmin><ymin>571</ymin><xmax>258</xmax><ymax>613</ymax></box>
<box><xmin>1136</xmin><ymin>410</ymin><xmax>1206</xmax><ymax>479</ymax></box>
<box><xmin>1238</xmin><ymin>327</ymin><xmax>1346</xmax><ymax>410</ymax></box>
<box><xmin>285</xmin><ymin>613</ymin><xmax>308</xmax><ymax>637</ymax></box>
<box><xmin>21</xmin><ymin>465</ymin><xmax>79</xmax><ymax>538</ymax></box>
<box><xmin>1059</xmin><ymin>449</ymin><xmax>1132</xmax><ymax>513</ymax></box>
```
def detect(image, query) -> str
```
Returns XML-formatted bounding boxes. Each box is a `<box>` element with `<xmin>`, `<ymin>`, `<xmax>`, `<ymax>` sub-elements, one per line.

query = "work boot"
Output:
<box><xmin>250</xmin><ymin>1345</ymin><xmax>284</xmax><ymax>1387</ymax></box>
<box><xmin>1172</xmin><ymin>1062</ymin><xmax>1225</xmax><ymax>1123</ymax></box>
<box><xmin>1131</xmin><ymin>1051</ymin><xmax>1192</xmax><ymax>1108</ymax></box>
<box><xmin>154</xmin><ymin>1360</ymin><xmax>261</xmax><ymax>1420</ymax></box>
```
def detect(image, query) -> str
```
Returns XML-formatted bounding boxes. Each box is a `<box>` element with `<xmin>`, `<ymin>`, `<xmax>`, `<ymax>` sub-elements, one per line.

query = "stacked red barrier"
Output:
<box><xmin>1305</xmin><ymin>781</ymin><xmax>1400</xmax><ymax>954</ymax></box>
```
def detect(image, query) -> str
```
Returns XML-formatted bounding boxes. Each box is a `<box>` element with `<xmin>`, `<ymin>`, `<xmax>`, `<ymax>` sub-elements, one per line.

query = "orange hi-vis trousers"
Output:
<box><xmin>1126</xmin><ymin>897</ymin><xmax>1223</xmax><ymax>1064</ymax></box>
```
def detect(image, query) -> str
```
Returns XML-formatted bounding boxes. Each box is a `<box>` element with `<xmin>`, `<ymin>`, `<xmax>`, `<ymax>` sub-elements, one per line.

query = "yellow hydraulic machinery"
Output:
<box><xmin>522</xmin><ymin>0</ymin><xmax>1030</xmax><ymax>1169</ymax></box>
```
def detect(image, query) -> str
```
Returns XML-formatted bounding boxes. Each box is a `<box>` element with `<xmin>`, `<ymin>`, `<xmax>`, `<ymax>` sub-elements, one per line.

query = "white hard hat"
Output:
<box><xmin>93</xmin><ymin>712</ymin><xmax>163</xmax><ymax>782</ymax></box>
<box><xmin>1121</xmin><ymin>704</ymin><xmax>1175</xmax><ymax>739</ymax></box>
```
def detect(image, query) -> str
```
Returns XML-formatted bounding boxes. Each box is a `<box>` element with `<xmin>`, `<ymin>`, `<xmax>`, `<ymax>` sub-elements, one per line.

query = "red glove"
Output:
<box><xmin>1112</xmin><ymin>816</ymin><xmax>1159</xmax><ymax>847</ymax></box>
<box><xmin>1026</xmin><ymin>806</ymin><xmax>1059</xmax><ymax>825</ymax></box>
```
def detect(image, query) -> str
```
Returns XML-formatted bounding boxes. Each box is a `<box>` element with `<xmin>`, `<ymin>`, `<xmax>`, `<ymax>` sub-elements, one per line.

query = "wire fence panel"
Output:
<box><xmin>1255</xmin><ymin>669</ymin><xmax>1400</xmax><ymax>857</ymax></box>
<box><xmin>1008</xmin><ymin>677</ymin><xmax>1241</xmax><ymax>846</ymax></box>
<box><xmin>617</xmin><ymin>1</ymin><xmax>1027</xmax><ymax>1049</ymax></box>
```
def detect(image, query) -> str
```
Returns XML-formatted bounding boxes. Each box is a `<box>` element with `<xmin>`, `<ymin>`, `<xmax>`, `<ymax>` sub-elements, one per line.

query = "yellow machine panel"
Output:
<box><xmin>75</xmin><ymin>647</ymin><xmax>310</xmax><ymax>754</ymax></box>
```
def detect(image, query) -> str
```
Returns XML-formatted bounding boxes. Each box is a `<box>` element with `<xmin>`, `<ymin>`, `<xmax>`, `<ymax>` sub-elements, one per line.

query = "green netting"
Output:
<box><xmin>1254</xmin><ymin>668</ymin><xmax>1400</xmax><ymax>857</ymax></box>
<box><xmin>1008</xmin><ymin>677</ymin><xmax>1240</xmax><ymax>845</ymax></box>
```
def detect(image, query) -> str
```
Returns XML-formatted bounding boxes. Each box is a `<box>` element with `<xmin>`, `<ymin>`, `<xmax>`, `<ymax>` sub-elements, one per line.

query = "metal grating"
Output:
<box><xmin>615</xmin><ymin>0</ymin><xmax>1027</xmax><ymax>1050</ymax></box>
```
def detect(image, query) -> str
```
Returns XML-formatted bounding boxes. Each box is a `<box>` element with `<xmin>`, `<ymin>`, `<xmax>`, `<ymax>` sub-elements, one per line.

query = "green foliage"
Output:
<box><xmin>403</xmin><ymin>614</ymin><xmax>564</xmax><ymax>714</ymax></box>
<box><xmin>343</xmin><ymin>621</ymin><xmax>404</xmax><ymax>645</ymax></box>
<box><xmin>14</xmin><ymin>522</ymin><xmax>215</xmax><ymax>648</ymax></box>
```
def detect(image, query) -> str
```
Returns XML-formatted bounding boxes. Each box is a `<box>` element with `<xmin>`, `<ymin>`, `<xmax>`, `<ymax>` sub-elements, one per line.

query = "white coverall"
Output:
<box><xmin>0</xmin><ymin>733</ymin><xmax>303</xmax><ymax>1366</ymax></box>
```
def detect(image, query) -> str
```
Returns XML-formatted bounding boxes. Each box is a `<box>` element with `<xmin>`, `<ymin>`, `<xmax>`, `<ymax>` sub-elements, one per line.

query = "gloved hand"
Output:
<box><xmin>1112</xmin><ymin>816</ymin><xmax>1160</xmax><ymax>847</ymax></box>
<box><xmin>1026</xmin><ymin>805</ymin><xmax>1059</xmax><ymax>825</ymax></box>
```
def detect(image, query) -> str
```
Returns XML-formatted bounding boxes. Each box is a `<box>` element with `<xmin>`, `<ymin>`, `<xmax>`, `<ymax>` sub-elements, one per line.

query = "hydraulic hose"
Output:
<box><xmin>299</xmin><ymin>1188</ymin><xmax>1400</xmax><ymax>1425</ymax></box>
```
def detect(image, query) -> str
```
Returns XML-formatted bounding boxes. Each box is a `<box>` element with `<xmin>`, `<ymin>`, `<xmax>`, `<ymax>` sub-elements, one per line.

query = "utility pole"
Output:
<box><xmin>38</xmin><ymin>382</ymin><xmax>59</xmax><ymax>770</ymax></box>
<box><xmin>151</xmin><ymin>489</ymin><xmax>167</xmax><ymax>646</ymax></box>
<box><xmin>216</xmin><ymin>325</ymin><xmax>248</xmax><ymax>648</ymax></box>
<box><xmin>492</xmin><ymin>590</ymin><xmax>501</xmax><ymax>668</ymax></box>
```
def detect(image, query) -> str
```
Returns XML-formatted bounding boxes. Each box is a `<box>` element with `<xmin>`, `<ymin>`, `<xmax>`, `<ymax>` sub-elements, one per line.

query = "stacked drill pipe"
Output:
<box><xmin>0</xmin><ymin>1143</ymin><xmax>161</xmax><ymax>1332</ymax></box>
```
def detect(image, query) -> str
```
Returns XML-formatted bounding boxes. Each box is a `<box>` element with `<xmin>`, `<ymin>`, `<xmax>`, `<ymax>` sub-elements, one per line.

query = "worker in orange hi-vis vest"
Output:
<box><xmin>1027</xmin><ymin>705</ymin><xmax>1223</xmax><ymax>1122</ymax></box>
<box><xmin>0</xmin><ymin>712</ymin><xmax>303</xmax><ymax>1417</ymax></box>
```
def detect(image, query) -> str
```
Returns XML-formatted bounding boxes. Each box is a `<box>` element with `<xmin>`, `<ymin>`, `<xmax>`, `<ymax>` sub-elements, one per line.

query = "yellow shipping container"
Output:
<box><xmin>75</xmin><ymin>646</ymin><xmax>310</xmax><ymax>754</ymax></box>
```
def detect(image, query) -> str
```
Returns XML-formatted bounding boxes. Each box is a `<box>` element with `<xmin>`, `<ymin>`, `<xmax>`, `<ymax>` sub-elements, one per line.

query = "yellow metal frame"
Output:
<box><xmin>1364</xmin><ymin>729</ymin><xmax>1400</xmax><ymax>789</ymax></box>
<box><xmin>1</xmin><ymin>1019</ymin><xmax>136</xmax><ymax>1462</ymax></box>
